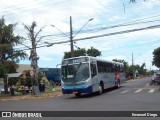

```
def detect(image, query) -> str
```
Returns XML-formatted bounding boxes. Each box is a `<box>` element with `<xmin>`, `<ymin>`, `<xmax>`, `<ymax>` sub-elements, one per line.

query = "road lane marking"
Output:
<box><xmin>121</xmin><ymin>90</ymin><xmax>129</xmax><ymax>94</ymax></box>
<box><xmin>148</xmin><ymin>89</ymin><xmax>155</xmax><ymax>93</ymax></box>
<box><xmin>107</xmin><ymin>90</ymin><xmax>118</xmax><ymax>94</ymax></box>
<box><xmin>134</xmin><ymin>89</ymin><xmax>143</xmax><ymax>93</ymax></box>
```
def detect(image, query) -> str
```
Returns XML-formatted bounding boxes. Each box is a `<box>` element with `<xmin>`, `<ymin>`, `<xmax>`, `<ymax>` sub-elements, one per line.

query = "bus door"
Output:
<box><xmin>90</xmin><ymin>61</ymin><xmax>97</xmax><ymax>77</ymax></box>
<box><xmin>90</xmin><ymin>61</ymin><xmax>98</xmax><ymax>92</ymax></box>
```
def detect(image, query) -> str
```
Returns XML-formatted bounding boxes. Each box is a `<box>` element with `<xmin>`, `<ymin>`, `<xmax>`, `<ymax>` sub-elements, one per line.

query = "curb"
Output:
<box><xmin>0</xmin><ymin>92</ymin><xmax>65</xmax><ymax>102</ymax></box>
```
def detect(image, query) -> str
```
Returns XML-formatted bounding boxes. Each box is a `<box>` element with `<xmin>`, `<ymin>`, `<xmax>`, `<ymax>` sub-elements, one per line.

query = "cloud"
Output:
<box><xmin>1</xmin><ymin>0</ymin><xmax>160</xmax><ymax>70</ymax></box>
<box><xmin>40</xmin><ymin>56</ymin><xmax>53</xmax><ymax>61</ymax></box>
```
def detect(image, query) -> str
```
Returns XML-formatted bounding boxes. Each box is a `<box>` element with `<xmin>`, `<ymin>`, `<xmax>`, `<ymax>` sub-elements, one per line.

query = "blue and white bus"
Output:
<box><xmin>61</xmin><ymin>56</ymin><xmax>126</xmax><ymax>97</ymax></box>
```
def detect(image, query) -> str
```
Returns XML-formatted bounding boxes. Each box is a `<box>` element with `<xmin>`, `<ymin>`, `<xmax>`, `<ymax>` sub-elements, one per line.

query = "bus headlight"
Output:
<box><xmin>85</xmin><ymin>82</ymin><xmax>90</xmax><ymax>88</ymax></box>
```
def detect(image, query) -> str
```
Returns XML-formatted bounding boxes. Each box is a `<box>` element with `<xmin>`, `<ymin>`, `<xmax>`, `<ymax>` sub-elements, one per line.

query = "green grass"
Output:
<box><xmin>44</xmin><ymin>86</ymin><xmax>62</xmax><ymax>93</ymax></box>
<box><xmin>0</xmin><ymin>92</ymin><xmax>23</xmax><ymax>97</ymax></box>
<box><xmin>0</xmin><ymin>86</ymin><xmax>62</xmax><ymax>97</ymax></box>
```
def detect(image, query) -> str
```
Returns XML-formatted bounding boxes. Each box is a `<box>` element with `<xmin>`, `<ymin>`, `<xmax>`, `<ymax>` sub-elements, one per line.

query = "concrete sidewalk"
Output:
<box><xmin>0</xmin><ymin>91</ymin><xmax>64</xmax><ymax>102</ymax></box>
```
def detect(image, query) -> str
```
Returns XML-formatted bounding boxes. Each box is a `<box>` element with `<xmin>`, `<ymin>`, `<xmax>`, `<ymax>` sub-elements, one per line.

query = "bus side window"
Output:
<box><xmin>104</xmin><ymin>63</ymin><xmax>107</xmax><ymax>72</ymax></box>
<box><xmin>115</xmin><ymin>65</ymin><xmax>120</xmax><ymax>72</ymax></box>
<box><xmin>120</xmin><ymin>65</ymin><xmax>124</xmax><ymax>72</ymax></box>
<box><xmin>112</xmin><ymin>64</ymin><xmax>115</xmax><ymax>72</ymax></box>
<box><xmin>91</xmin><ymin>63</ymin><xmax>97</xmax><ymax>77</ymax></box>
<box><xmin>107</xmin><ymin>63</ymin><xmax>111</xmax><ymax>72</ymax></box>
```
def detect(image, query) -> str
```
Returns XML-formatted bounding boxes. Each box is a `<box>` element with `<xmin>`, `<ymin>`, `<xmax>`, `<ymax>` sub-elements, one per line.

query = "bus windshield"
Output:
<box><xmin>61</xmin><ymin>63</ymin><xmax>89</xmax><ymax>82</ymax></box>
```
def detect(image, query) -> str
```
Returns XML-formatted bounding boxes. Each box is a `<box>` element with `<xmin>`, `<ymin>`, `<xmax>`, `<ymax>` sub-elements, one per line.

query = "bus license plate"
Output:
<box><xmin>73</xmin><ymin>91</ymin><xmax>78</xmax><ymax>94</ymax></box>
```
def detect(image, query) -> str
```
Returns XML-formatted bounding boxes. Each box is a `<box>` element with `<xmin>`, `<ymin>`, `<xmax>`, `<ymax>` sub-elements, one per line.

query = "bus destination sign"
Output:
<box><xmin>62</xmin><ymin>57</ymin><xmax>89</xmax><ymax>65</ymax></box>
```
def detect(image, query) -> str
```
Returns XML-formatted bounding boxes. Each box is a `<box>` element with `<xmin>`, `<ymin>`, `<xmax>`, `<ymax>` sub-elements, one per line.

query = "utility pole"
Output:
<box><xmin>70</xmin><ymin>16</ymin><xmax>74</xmax><ymax>57</ymax></box>
<box><xmin>132</xmin><ymin>53</ymin><xmax>134</xmax><ymax>79</ymax></box>
<box><xmin>50</xmin><ymin>16</ymin><xmax>93</xmax><ymax>58</ymax></box>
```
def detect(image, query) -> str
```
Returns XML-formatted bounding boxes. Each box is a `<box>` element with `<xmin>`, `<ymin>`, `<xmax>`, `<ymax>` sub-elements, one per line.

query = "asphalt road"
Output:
<box><xmin>0</xmin><ymin>77</ymin><xmax>160</xmax><ymax>120</ymax></box>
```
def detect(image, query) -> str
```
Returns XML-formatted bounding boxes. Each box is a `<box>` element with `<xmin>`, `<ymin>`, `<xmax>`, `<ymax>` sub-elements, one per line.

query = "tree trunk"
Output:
<box><xmin>4</xmin><ymin>76</ymin><xmax>8</xmax><ymax>94</ymax></box>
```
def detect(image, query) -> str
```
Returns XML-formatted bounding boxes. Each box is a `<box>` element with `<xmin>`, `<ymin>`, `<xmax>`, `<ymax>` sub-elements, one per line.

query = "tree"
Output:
<box><xmin>87</xmin><ymin>47</ymin><xmax>101</xmax><ymax>57</ymax></box>
<box><xmin>112</xmin><ymin>59</ymin><xmax>146</xmax><ymax>78</ymax></box>
<box><xmin>0</xmin><ymin>17</ymin><xmax>27</xmax><ymax>72</ymax></box>
<box><xmin>0</xmin><ymin>64</ymin><xmax>5</xmax><ymax>78</ymax></box>
<box><xmin>112</xmin><ymin>59</ymin><xmax>129</xmax><ymax>76</ymax></box>
<box><xmin>133</xmin><ymin>63</ymin><xmax>146</xmax><ymax>77</ymax></box>
<box><xmin>23</xmin><ymin>21</ymin><xmax>46</xmax><ymax>95</ymax></box>
<box><xmin>0</xmin><ymin>16</ymin><xmax>27</xmax><ymax>93</ymax></box>
<box><xmin>129</xmin><ymin>0</ymin><xmax>146</xmax><ymax>3</ymax></box>
<box><xmin>152</xmin><ymin>47</ymin><xmax>160</xmax><ymax>69</ymax></box>
<box><xmin>140</xmin><ymin>63</ymin><xmax>146</xmax><ymax>75</ymax></box>
<box><xmin>63</xmin><ymin>47</ymin><xmax>101</xmax><ymax>59</ymax></box>
<box><xmin>130</xmin><ymin>0</ymin><xmax>136</xmax><ymax>3</ymax></box>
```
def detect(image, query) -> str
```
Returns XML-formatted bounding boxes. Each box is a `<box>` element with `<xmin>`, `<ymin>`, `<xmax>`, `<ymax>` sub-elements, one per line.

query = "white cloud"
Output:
<box><xmin>40</xmin><ymin>56</ymin><xmax>53</xmax><ymax>61</ymax></box>
<box><xmin>1</xmin><ymin>0</ymin><xmax>160</xmax><ymax>70</ymax></box>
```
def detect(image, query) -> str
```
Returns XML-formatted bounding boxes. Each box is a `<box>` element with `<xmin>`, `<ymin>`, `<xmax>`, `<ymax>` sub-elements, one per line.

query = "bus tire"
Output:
<box><xmin>116</xmin><ymin>80</ymin><xmax>120</xmax><ymax>89</ymax></box>
<box><xmin>75</xmin><ymin>93</ymin><xmax>81</xmax><ymax>97</ymax></box>
<box><xmin>98</xmin><ymin>83</ymin><xmax>103</xmax><ymax>95</ymax></box>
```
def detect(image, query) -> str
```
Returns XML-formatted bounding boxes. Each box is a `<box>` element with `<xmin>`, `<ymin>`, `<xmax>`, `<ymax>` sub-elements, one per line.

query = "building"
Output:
<box><xmin>39</xmin><ymin>68</ymin><xmax>61</xmax><ymax>84</ymax></box>
<box><xmin>17</xmin><ymin>64</ymin><xmax>33</xmax><ymax>73</ymax></box>
<box><xmin>17</xmin><ymin>65</ymin><xmax>61</xmax><ymax>84</ymax></box>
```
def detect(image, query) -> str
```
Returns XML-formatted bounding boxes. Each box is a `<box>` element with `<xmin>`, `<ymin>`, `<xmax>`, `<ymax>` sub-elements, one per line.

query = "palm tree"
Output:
<box><xmin>23</xmin><ymin>21</ymin><xmax>46</xmax><ymax>95</ymax></box>
<box><xmin>0</xmin><ymin>16</ymin><xmax>27</xmax><ymax>93</ymax></box>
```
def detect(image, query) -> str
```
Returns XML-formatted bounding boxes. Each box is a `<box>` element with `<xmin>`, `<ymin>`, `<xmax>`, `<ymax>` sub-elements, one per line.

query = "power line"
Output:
<box><xmin>15</xmin><ymin>18</ymin><xmax>160</xmax><ymax>50</ymax></box>
<box><xmin>65</xmin><ymin>18</ymin><xmax>160</xmax><ymax>38</ymax></box>
<box><xmin>19</xmin><ymin>24</ymin><xmax>160</xmax><ymax>51</ymax></box>
<box><xmin>1</xmin><ymin>1</ymin><xmax>160</xmax><ymax>23</ymax></box>
<box><xmin>0</xmin><ymin>0</ymin><xmax>72</xmax><ymax>15</ymax></box>
<box><xmin>15</xmin><ymin>16</ymin><xmax>160</xmax><ymax>39</ymax></box>
<box><xmin>2</xmin><ymin>0</ymin><xmax>160</xmax><ymax>35</ymax></box>
<box><xmin>74</xmin><ymin>24</ymin><xmax>160</xmax><ymax>42</ymax></box>
<box><xmin>2</xmin><ymin>24</ymin><xmax>160</xmax><ymax>56</ymax></box>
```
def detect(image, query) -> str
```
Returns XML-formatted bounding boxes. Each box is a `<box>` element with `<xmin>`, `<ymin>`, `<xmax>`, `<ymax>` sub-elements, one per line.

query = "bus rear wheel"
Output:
<box><xmin>75</xmin><ymin>93</ymin><xmax>81</xmax><ymax>97</ymax></box>
<box><xmin>116</xmin><ymin>80</ymin><xmax>120</xmax><ymax>88</ymax></box>
<box><xmin>98</xmin><ymin>83</ymin><xmax>103</xmax><ymax>95</ymax></box>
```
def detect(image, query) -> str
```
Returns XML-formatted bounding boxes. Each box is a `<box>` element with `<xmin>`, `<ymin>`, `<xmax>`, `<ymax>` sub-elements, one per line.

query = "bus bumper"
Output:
<box><xmin>62</xmin><ymin>86</ymin><xmax>92</xmax><ymax>94</ymax></box>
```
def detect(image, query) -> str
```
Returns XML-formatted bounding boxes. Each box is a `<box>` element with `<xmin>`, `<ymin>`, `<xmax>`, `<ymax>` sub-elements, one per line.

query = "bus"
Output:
<box><xmin>61</xmin><ymin>56</ymin><xmax>126</xmax><ymax>97</ymax></box>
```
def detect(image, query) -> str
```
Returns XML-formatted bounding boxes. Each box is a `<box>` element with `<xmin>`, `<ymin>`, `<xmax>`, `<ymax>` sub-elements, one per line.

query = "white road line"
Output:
<box><xmin>107</xmin><ymin>90</ymin><xmax>118</xmax><ymax>94</ymax></box>
<box><xmin>121</xmin><ymin>90</ymin><xmax>129</xmax><ymax>94</ymax></box>
<box><xmin>134</xmin><ymin>89</ymin><xmax>143</xmax><ymax>93</ymax></box>
<box><xmin>148</xmin><ymin>89</ymin><xmax>155</xmax><ymax>93</ymax></box>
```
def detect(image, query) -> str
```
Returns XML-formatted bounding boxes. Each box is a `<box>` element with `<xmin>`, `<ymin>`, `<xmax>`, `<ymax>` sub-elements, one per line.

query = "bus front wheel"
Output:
<box><xmin>75</xmin><ymin>93</ymin><xmax>81</xmax><ymax>97</ymax></box>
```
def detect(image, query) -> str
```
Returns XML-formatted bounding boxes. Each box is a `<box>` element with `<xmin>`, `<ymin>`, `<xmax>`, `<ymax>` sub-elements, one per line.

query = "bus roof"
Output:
<box><xmin>62</xmin><ymin>56</ymin><xmax>123</xmax><ymax>65</ymax></box>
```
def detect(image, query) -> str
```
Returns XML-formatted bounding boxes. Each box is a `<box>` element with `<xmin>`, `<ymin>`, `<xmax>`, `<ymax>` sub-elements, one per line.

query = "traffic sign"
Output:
<box><xmin>30</xmin><ymin>70</ymin><xmax>34</xmax><ymax>76</ymax></box>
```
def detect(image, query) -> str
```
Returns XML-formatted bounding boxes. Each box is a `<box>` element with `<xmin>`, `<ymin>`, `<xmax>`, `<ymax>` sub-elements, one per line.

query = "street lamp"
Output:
<box><xmin>50</xmin><ymin>25</ymin><xmax>69</xmax><ymax>38</ymax></box>
<box><xmin>70</xmin><ymin>16</ymin><xmax>93</xmax><ymax>57</ymax></box>
<box><xmin>50</xmin><ymin>16</ymin><xmax>94</xmax><ymax>57</ymax></box>
<box><xmin>73</xmin><ymin>18</ymin><xmax>94</xmax><ymax>39</ymax></box>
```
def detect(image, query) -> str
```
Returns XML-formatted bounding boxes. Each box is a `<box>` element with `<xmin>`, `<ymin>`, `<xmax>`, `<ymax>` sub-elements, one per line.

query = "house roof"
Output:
<box><xmin>7</xmin><ymin>73</ymin><xmax>22</xmax><ymax>78</ymax></box>
<box><xmin>16</xmin><ymin>64</ymin><xmax>33</xmax><ymax>73</ymax></box>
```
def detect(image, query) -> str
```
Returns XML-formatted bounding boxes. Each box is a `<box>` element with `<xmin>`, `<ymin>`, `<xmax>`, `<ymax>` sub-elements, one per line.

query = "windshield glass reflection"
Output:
<box><xmin>61</xmin><ymin>63</ymin><xmax>89</xmax><ymax>82</ymax></box>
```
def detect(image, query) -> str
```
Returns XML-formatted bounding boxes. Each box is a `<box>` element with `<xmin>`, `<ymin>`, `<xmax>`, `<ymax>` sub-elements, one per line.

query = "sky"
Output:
<box><xmin>0</xmin><ymin>0</ymin><xmax>160</xmax><ymax>70</ymax></box>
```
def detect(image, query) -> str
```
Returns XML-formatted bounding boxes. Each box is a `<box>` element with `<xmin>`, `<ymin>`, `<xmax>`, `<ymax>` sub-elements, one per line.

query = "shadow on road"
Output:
<box><xmin>66</xmin><ymin>86</ymin><xmax>124</xmax><ymax>99</ymax></box>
